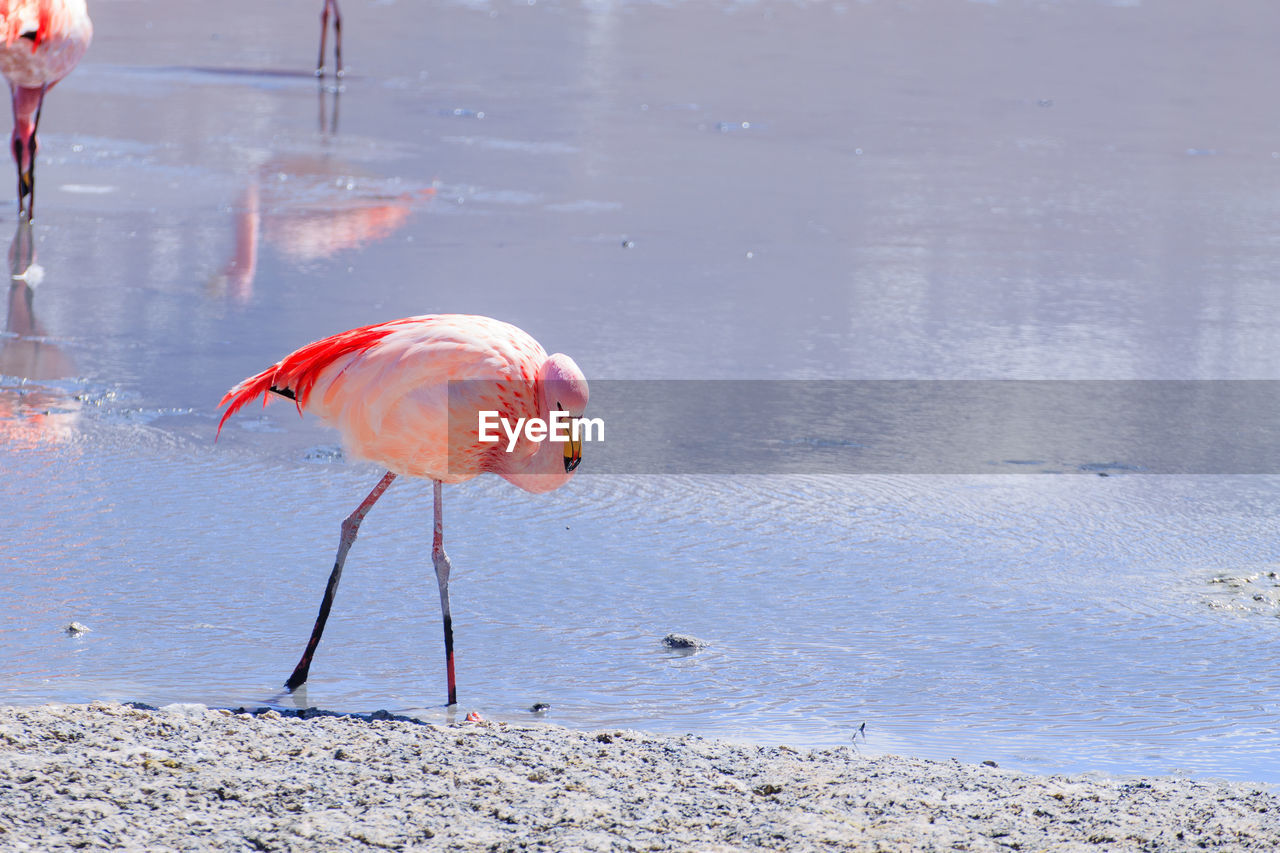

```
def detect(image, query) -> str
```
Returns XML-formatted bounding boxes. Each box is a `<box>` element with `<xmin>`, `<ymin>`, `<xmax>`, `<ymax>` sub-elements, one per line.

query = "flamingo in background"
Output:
<box><xmin>218</xmin><ymin>315</ymin><xmax>589</xmax><ymax>706</ymax></box>
<box><xmin>317</xmin><ymin>0</ymin><xmax>341</xmax><ymax>77</ymax></box>
<box><xmin>0</xmin><ymin>0</ymin><xmax>92</xmax><ymax>220</ymax></box>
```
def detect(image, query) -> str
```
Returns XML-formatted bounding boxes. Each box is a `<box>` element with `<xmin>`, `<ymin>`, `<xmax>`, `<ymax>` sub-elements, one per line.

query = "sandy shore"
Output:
<box><xmin>0</xmin><ymin>702</ymin><xmax>1276</xmax><ymax>851</ymax></box>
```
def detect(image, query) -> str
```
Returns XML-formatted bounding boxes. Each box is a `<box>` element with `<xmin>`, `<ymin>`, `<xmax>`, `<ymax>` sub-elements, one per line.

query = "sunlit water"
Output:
<box><xmin>4</xmin><ymin>0</ymin><xmax>1280</xmax><ymax>783</ymax></box>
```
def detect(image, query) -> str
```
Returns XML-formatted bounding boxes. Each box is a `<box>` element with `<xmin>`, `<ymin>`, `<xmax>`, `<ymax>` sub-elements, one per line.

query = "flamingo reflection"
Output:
<box><xmin>0</xmin><ymin>218</ymin><xmax>79</xmax><ymax>447</ymax></box>
<box><xmin>210</xmin><ymin>156</ymin><xmax>435</xmax><ymax>305</ymax></box>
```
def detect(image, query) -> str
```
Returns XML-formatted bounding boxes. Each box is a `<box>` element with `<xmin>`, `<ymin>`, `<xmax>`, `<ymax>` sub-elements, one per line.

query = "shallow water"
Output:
<box><xmin>5</xmin><ymin>0</ymin><xmax>1280</xmax><ymax>783</ymax></box>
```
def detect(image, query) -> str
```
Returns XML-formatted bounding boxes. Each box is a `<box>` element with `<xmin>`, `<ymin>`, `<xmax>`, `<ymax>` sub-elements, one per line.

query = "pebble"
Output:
<box><xmin>662</xmin><ymin>633</ymin><xmax>708</xmax><ymax>650</ymax></box>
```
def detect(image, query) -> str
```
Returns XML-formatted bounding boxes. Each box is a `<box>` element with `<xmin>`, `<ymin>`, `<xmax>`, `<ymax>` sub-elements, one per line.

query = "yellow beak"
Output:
<box><xmin>563</xmin><ymin>424</ymin><xmax>582</xmax><ymax>473</ymax></box>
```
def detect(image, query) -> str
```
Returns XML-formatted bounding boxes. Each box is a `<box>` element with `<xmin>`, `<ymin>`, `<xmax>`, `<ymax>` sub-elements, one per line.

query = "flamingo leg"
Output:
<box><xmin>317</xmin><ymin>0</ymin><xmax>344</xmax><ymax>78</ymax></box>
<box><xmin>24</xmin><ymin>94</ymin><xmax>40</xmax><ymax>220</ymax></box>
<box><xmin>10</xmin><ymin>84</ymin><xmax>45</xmax><ymax>221</ymax></box>
<box><xmin>432</xmin><ymin>479</ymin><xmax>457</xmax><ymax>706</ymax></box>
<box><xmin>316</xmin><ymin>1</ymin><xmax>329</xmax><ymax>77</ymax></box>
<box><xmin>332</xmin><ymin>0</ymin><xmax>344</xmax><ymax>78</ymax></box>
<box><xmin>284</xmin><ymin>470</ymin><xmax>397</xmax><ymax>691</ymax></box>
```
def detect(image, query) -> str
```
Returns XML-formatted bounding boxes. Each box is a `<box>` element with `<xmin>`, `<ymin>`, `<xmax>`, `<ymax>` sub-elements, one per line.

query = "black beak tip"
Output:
<box><xmin>565</xmin><ymin>457</ymin><xmax>581</xmax><ymax>473</ymax></box>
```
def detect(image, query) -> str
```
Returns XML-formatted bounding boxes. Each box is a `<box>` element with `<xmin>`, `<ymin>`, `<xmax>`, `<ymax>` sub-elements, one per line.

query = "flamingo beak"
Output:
<box><xmin>563</xmin><ymin>426</ymin><xmax>582</xmax><ymax>473</ymax></box>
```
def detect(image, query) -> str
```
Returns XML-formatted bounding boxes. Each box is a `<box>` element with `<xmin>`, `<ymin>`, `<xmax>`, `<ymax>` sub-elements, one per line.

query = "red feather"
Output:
<box><xmin>216</xmin><ymin>320</ymin><xmax>408</xmax><ymax>438</ymax></box>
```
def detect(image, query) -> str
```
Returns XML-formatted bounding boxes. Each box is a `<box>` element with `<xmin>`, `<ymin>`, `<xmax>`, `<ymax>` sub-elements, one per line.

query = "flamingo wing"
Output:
<box><xmin>0</xmin><ymin>0</ymin><xmax>88</xmax><ymax>54</ymax></box>
<box><xmin>216</xmin><ymin>319</ymin><xmax>411</xmax><ymax>436</ymax></box>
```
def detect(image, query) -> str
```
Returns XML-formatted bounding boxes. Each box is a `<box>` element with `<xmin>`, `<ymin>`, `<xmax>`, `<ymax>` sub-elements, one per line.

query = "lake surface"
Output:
<box><xmin>4</xmin><ymin>0</ymin><xmax>1280</xmax><ymax>783</ymax></box>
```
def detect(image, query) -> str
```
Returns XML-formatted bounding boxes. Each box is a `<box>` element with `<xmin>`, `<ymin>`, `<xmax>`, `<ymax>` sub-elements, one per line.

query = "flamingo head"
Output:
<box><xmin>539</xmin><ymin>353</ymin><xmax>589</xmax><ymax>474</ymax></box>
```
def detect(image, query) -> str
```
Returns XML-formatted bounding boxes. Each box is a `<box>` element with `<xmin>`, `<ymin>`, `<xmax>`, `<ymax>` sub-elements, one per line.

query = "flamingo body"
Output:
<box><xmin>219</xmin><ymin>314</ymin><xmax>586</xmax><ymax>491</ymax></box>
<box><xmin>219</xmin><ymin>314</ymin><xmax>589</xmax><ymax>703</ymax></box>
<box><xmin>0</xmin><ymin>0</ymin><xmax>90</xmax><ymax>85</ymax></box>
<box><xmin>0</xmin><ymin>0</ymin><xmax>91</xmax><ymax>219</ymax></box>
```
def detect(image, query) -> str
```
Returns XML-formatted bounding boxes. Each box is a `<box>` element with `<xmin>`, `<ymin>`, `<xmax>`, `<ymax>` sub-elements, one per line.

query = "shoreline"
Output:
<box><xmin>1</xmin><ymin>701</ymin><xmax>1277</xmax><ymax>850</ymax></box>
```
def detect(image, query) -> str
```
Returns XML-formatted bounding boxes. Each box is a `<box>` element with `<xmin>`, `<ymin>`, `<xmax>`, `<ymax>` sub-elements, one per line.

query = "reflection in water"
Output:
<box><xmin>0</xmin><ymin>219</ymin><xmax>79</xmax><ymax>447</ymax></box>
<box><xmin>318</xmin><ymin>76</ymin><xmax>340</xmax><ymax>136</ymax></box>
<box><xmin>209</xmin><ymin>154</ymin><xmax>435</xmax><ymax>305</ymax></box>
<box><xmin>3</xmin><ymin>219</ymin><xmax>67</xmax><ymax>379</ymax></box>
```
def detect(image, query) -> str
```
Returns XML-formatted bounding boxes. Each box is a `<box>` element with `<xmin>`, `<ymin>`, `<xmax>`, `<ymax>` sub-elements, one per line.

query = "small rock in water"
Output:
<box><xmin>303</xmin><ymin>445</ymin><xmax>344</xmax><ymax>463</ymax></box>
<box><xmin>983</xmin><ymin>759</ymin><xmax>999</xmax><ymax>768</ymax></box>
<box><xmin>529</xmin><ymin>702</ymin><xmax>550</xmax><ymax>713</ymax></box>
<box><xmin>65</xmin><ymin>622</ymin><xmax>91</xmax><ymax>637</ymax></box>
<box><xmin>662</xmin><ymin>633</ymin><xmax>708</xmax><ymax>650</ymax></box>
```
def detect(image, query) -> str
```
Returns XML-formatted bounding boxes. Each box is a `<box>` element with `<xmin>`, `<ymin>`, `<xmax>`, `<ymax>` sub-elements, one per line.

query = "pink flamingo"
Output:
<box><xmin>317</xmin><ymin>0</ymin><xmax>342</xmax><ymax>77</ymax></box>
<box><xmin>0</xmin><ymin>0</ymin><xmax>92</xmax><ymax>220</ymax></box>
<box><xmin>218</xmin><ymin>314</ymin><xmax>589</xmax><ymax>706</ymax></box>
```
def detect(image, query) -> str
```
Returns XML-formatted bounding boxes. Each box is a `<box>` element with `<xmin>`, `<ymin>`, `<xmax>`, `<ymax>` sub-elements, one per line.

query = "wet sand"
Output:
<box><xmin>1</xmin><ymin>702</ymin><xmax>1277</xmax><ymax>851</ymax></box>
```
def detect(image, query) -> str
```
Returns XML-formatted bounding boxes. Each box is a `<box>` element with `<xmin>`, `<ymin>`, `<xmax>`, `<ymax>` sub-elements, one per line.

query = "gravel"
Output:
<box><xmin>1</xmin><ymin>701</ymin><xmax>1277</xmax><ymax>851</ymax></box>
